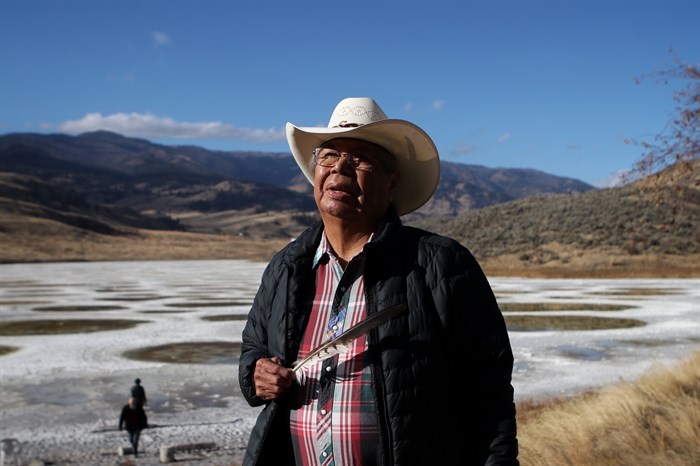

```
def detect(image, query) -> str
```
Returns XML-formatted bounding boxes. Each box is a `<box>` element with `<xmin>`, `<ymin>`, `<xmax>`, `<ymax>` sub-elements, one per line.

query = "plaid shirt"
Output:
<box><xmin>290</xmin><ymin>233</ymin><xmax>380</xmax><ymax>466</ymax></box>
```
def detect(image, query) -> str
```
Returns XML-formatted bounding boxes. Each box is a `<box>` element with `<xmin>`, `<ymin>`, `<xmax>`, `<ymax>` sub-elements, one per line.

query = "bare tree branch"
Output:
<box><xmin>624</xmin><ymin>52</ymin><xmax>699</xmax><ymax>191</ymax></box>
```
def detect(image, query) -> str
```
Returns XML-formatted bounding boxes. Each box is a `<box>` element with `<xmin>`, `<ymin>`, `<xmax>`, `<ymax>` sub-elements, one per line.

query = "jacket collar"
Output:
<box><xmin>282</xmin><ymin>207</ymin><xmax>403</xmax><ymax>268</ymax></box>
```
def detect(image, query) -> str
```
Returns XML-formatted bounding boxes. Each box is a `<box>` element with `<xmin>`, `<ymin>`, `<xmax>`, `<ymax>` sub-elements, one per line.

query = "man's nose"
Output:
<box><xmin>330</xmin><ymin>152</ymin><xmax>355</xmax><ymax>172</ymax></box>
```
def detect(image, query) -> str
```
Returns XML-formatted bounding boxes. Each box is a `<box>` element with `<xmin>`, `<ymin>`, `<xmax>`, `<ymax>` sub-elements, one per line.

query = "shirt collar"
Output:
<box><xmin>312</xmin><ymin>233</ymin><xmax>331</xmax><ymax>268</ymax></box>
<box><xmin>313</xmin><ymin>230</ymin><xmax>376</xmax><ymax>268</ymax></box>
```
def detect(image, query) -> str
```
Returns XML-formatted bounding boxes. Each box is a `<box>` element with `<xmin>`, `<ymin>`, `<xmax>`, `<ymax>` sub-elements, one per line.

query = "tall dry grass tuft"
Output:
<box><xmin>517</xmin><ymin>350</ymin><xmax>700</xmax><ymax>466</ymax></box>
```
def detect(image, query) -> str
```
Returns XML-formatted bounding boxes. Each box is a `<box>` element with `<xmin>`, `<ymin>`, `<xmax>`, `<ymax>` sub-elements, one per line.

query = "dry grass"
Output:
<box><xmin>517</xmin><ymin>350</ymin><xmax>700</xmax><ymax>466</ymax></box>
<box><xmin>2</xmin><ymin>213</ymin><xmax>698</xmax><ymax>278</ymax></box>
<box><xmin>480</xmin><ymin>252</ymin><xmax>700</xmax><ymax>278</ymax></box>
<box><xmin>0</xmin><ymin>214</ymin><xmax>288</xmax><ymax>264</ymax></box>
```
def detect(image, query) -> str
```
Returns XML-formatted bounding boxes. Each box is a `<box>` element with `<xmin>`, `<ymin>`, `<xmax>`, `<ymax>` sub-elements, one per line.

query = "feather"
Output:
<box><xmin>292</xmin><ymin>304</ymin><xmax>407</xmax><ymax>375</ymax></box>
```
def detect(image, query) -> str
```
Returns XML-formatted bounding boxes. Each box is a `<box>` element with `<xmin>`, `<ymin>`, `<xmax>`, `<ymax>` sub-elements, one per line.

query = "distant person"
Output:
<box><xmin>130</xmin><ymin>378</ymin><xmax>147</xmax><ymax>408</ymax></box>
<box><xmin>239</xmin><ymin>97</ymin><xmax>518</xmax><ymax>465</ymax></box>
<box><xmin>119</xmin><ymin>397</ymin><xmax>148</xmax><ymax>456</ymax></box>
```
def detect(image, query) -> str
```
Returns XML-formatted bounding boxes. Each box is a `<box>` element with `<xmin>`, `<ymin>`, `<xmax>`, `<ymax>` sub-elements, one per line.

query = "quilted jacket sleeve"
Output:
<box><xmin>239</xmin><ymin>257</ymin><xmax>281</xmax><ymax>407</ymax></box>
<box><xmin>434</xmin><ymin>239</ymin><xmax>519</xmax><ymax>464</ymax></box>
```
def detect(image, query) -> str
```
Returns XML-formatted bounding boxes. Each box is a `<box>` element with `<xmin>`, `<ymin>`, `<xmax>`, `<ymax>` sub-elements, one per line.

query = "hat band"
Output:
<box><xmin>335</xmin><ymin>121</ymin><xmax>361</xmax><ymax>128</ymax></box>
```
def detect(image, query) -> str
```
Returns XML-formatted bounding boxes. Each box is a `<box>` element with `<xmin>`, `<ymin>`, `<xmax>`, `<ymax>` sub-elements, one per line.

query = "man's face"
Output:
<box><xmin>313</xmin><ymin>138</ymin><xmax>399</xmax><ymax>229</ymax></box>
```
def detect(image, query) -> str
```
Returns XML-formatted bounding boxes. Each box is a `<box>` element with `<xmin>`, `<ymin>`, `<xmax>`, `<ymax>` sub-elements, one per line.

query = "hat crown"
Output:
<box><xmin>328</xmin><ymin>97</ymin><xmax>388</xmax><ymax>128</ymax></box>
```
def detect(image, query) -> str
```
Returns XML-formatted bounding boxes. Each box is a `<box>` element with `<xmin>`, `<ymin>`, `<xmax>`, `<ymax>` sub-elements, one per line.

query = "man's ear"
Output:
<box><xmin>388</xmin><ymin>172</ymin><xmax>401</xmax><ymax>200</ymax></box>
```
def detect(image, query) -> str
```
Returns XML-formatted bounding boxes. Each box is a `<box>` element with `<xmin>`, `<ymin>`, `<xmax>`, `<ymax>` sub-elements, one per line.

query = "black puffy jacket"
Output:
<box><xmin>239</xmin><ymin>212</ymin><xmax>519</xmax><ymax>465</ymax></box>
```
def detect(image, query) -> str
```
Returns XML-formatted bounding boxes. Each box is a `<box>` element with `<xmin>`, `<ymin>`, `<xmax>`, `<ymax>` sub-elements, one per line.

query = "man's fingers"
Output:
<box><xmin>254</xmin><ymin>357</ymin><xmax>294</xmax><ymax>399</ymax></box>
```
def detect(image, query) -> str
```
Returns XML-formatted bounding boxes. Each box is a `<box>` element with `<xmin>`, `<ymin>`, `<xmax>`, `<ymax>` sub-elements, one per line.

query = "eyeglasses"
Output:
<box><xmin>312</xmin><ymin>148</ymin><xmax>374</xmax><ymax>172</ymax></box>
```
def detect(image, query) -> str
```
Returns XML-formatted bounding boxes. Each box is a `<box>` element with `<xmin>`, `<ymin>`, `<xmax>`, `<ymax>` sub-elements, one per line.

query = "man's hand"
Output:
<box><xmin>254</xmin><ymin>356</ymin><xmax>295</xmax><ymax>401</ymax></box>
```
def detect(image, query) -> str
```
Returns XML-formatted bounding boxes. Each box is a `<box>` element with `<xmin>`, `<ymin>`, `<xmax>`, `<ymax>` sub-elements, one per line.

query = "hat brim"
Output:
<box><xmin>286</xmin><ymin>119</ymin><xmax>440</xmax><ymax>216</ymax></box>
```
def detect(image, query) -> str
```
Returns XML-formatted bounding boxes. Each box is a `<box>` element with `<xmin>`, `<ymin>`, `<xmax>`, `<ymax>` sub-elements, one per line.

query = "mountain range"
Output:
<box><xmin>0</xmin><ymin>130</ymin><xmax>594</xmax><ymax>236</ymax></box>
<box><xmin>1</xmin><ymin>130</ymin><xmax>697</xmax><ymax>277</ymax></box>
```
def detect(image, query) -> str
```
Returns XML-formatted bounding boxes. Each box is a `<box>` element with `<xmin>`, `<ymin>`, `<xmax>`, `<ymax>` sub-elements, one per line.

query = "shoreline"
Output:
<box><xmin>1</xmin><ymin>225</ymin><xmax>698</xmax><ymax>279</ymax></box>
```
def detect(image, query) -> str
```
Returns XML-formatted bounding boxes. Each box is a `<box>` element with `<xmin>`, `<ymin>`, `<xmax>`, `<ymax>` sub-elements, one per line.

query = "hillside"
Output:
<box><xmin>0</xmin><ymin>131</ymin><xmax>594</xmax><ymax>225</ymax></box>
<box><xmin>413</xmin><ymin>159</ymin><xmax>700</xmax><ymax>277</ymax></box>
<box><xmin>0</xmin><ymin>131</ymin><xmax>697</xmax><ymax>277</ymax></box>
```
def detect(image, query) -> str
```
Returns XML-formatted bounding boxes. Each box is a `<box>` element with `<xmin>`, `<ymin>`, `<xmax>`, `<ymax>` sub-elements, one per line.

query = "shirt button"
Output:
<box><xmin>321</xmin><ymin>409</ymin><xmax>327</xmax><ymax>415</ymax></box>
<box><xmin>325</xmin><ymin>366</ymin><xmax>332</xmax><ymax>372</ymax></box>
<box><xmin>332</xmin><ymin>324</ymin><xmax>339</xmax><ymax>331</ymax></box>
<box><xmin>340</xmin><ymin>286</ymin><xmax>346</xmax><ymax>292</ymax></box>
<box><xmin>322</xmin><ymin>452</ymin><xmax>328</xmax><ymax>457</ymax></box>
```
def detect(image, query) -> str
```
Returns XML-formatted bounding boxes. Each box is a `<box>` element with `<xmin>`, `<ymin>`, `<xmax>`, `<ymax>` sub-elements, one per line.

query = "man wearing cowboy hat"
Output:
<box><xmin>239</xmin><ymin>97</ymin><xmax>519</xmax><ymax>465</ymax></box>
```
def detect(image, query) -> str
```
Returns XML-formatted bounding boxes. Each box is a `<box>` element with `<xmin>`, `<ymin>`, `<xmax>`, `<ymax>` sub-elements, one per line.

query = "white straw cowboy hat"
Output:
<box><xmin>286</xmin><ymin>97</ymin><xmax>440</xmax><ymax>216</ymax></box>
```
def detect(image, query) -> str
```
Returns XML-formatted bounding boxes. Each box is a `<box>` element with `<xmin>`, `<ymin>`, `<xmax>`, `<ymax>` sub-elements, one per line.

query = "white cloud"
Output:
<box><xmin>594</xmin><ymin>169</ymin><xmax>634</xmax><ymax>188</ymax></box>
<box><xmin>56</xmin><ymin>112</ymin><xmax>285</xmax><ymax>143</ymax></box>
<box><xmin>497</xmin><ymin>132</ymin><xmax>511</xmax><ymax>143</ymax></box>
<box><xmin>432</xmin><ymin>99</ymin><xmax>445</xmax><ymax>111</ymax></box>
<box><xmin>152</xmin><ymin>31</ymin><xmax>172</xmax><ymax>46</ymax></box>
<box><xmin>451</xmin><ymin>142</ymin><xmax>477</xmax><ymax>156</ymax></box>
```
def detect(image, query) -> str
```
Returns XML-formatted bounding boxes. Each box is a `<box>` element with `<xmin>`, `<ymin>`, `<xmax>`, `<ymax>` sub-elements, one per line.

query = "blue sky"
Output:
<box><xmin>1</xmin><ymin>0</ymin><xmax>698</xmax><ymax>187</ymax></box>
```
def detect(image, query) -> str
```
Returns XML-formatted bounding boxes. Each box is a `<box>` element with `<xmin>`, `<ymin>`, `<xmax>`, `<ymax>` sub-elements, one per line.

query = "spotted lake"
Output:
<box><xmin>1</xmin><ymin>259</ymin><xmax>698</xmax><ymax>402</ymax></box>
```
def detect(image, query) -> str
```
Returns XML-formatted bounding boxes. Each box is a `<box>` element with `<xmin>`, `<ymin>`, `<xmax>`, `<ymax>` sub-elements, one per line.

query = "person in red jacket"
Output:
<box><xmin>119</xmin><ymin>397</ymin><xmax>148</xmax><ymax>456</ymax></box>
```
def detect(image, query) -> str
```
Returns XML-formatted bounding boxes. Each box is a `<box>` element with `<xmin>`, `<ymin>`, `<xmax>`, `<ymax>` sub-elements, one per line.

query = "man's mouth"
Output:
<box><xmin>326</xmin><ymin>183</ymin><xmax>358</xmax><ymax>200</ymax></box>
